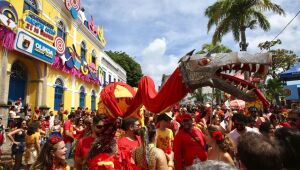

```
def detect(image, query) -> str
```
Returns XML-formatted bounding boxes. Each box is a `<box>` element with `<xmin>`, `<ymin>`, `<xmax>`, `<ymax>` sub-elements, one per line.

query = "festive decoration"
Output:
<box><xmin>65</xmin><ymin>0</ymin><xmax>80</xmax><ymax>19</ymax></box>
<box><xmin>65</xmin><ymin>0</ymin><xmax>72</xmax><ymax>10</ymax></box>
<box><xmin>71</xmin><ymin>0</ymin><xmax>80</xmax><ymax>11</ymax></box>
<box><xmin>49</xmin><ymin>134</ymin><xmax>62</xmax><ymax>144</ymax></box>
<box><xmin>70</xmin><ymin>7</ymin><xmax>78</xmax><ymax>19</ymax></box>
<box><xmin>22</xmin><ymin>11</ymin><xmax>56</xmax><ymax>43</ymax></box>
<box><xmin>99</xmin><ymin>52</ymin><xmax>271</xmax><ymax>119</ymax></box>
<box><xmin>0</xmin><ymin>1</ymin><xmax>18</xmax><ymax>50</ymax></box>
<box><xmin>212</xmin><ymin>131</ymin><xmax>223</xmax><ymax>141</ymax></box>
<box><xmin>0</xmin><ymin>1</ymin><xmax>18</xmax><ymax>30</ymax></box>
<box><xmin>52</xmin><ymin>55</ymin><xmax>101</xmax><ymax>85</ymax></box>
<box><xmin>0</xmin><ymin>25</ymin><xmax>15</xmax><ymax>50</ymax></box>
<box><xmin>97</xmin><ymin>26</ymin><xmax>106</xmax><ymax>46</ymax></box>
<box><xmin>81</xmin><ymin>63</ymin><xmax>89</xmax><ymax>75</ymax></box>
<box><xmin>54</xmin><ymin>36</ymin><xmax>66</xmax><ymax>55</ymax></box>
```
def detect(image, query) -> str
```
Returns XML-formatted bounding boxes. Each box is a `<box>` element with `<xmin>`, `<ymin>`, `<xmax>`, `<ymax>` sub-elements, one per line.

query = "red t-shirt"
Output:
<box><xmin>75</xmin><ymin>136</ymin><xmax>95</xmax><ymax>160</ymax></box>
<box><xmin>41</xmin><ymin>120</ymin><xmax>50</xmax><ymax>131</ymax></box>
<box><xmin>63</xmin><ymin>120</ymin><xmax>73</xmax><ymax>144</ymax></box>
<box><xmin>174</xmin><ymin>128</ymin><xmax>207</xmax><ymax>170</ymax></box>
<box><xmin>118</xmin><ymin>136</ymin><xmax>141</xmax><ymax>154</ymax></box>
<box><xmin>74</xmin><ymin>129</ymin><xmax>85</xmax><ymax>140</ymax></box>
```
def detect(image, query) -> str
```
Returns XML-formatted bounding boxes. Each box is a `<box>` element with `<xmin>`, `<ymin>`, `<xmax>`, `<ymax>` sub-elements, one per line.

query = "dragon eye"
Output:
<box><xmin>198</xmin><ymin>58</ymin><xmax>211</xmax><ymax>66</ymax></box>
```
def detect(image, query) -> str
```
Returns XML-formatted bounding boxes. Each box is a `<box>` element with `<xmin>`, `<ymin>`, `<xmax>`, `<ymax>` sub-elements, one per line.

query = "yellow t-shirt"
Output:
<box><xmin>26</xmin><ymin>132</ymin><xmax>40</xmax><ymax>145</ymax></box>
<box><xmin>156</xmin><ymin>128</ymin><xmax>174</xmax><ymax>152</ymax></box>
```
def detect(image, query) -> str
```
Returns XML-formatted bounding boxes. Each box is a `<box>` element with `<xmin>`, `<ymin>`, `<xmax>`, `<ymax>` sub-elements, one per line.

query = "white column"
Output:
<box><xmin>0</xmin><ymin>48</ymin><xmax>10</xmax><ymax>128</ymax></box>
<box><xmin>71</xmin><ymin>75</ymin><xmax>75</xmax><ymax>107</ymax></box>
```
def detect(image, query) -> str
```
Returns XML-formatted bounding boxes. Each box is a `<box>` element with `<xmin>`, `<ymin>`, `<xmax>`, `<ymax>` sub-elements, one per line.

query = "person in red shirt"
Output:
<box><xmin>74</xmin><ymin>114</ymin><xmax>107</xmax><ymax>170</ymax></box>
<box><xmin>63</xmin><ymin>113</ymin><xmax>75</xmax><ymax>159</ymax></box>
<box><xmin>88</xmin><ymin>118</ymin><xmax>139</xmax><ymax>170</ymax></box>
<box><xmin>118</xmin><ymin>117</ymin><xmax>142</xmax><ymax>169</ymax></box>
<box><xmin>174</xmin><ymin>113</ymin><xmax>207</xmax><ymax>170</ymax></box>
<box><xmin>118</xmin><ymin>117</ymin><xmax>142</xmax><ymax>154</ymax></box>
<box><xmin>73</xmin><ymin>117</ymin><xmax>85</xmax><ymax>140</ymax></box>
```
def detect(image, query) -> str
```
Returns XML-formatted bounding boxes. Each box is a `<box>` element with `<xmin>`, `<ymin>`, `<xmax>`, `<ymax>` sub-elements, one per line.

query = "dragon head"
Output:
<box><xmin>180</xmin><ymin>51</ymin><xmax>272</xmax><ymax>102</ymax></box>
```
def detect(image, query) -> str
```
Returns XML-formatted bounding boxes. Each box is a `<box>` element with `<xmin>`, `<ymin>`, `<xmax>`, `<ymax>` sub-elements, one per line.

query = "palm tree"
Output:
<box><xmin>197</xmin><ymin>43</ymin><xmax>232</xmax><ymax>54</ymax></box>
<box><xmin>205</xmin><ymin>0</ymin><xmax>285</xmax><ymax>51</ymax></box>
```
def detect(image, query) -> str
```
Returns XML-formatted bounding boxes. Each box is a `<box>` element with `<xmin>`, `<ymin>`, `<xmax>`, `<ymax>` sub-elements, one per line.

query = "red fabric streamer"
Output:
<box><xmin>100</xmin><ymin>82</ymin><xmax>137</xmax><ymax>118</ymax></box>
<box><xmin>100</xmin><ymin>67</ymin><xmax>189</xmax><ymax>118</ymax></box>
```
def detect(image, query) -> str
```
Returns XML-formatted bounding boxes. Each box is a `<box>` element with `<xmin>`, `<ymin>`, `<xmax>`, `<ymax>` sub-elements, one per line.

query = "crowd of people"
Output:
<box><xmin>1</xmin><ymin>98</ymin><xmax>300</xmax><ymax>170</ymax></box>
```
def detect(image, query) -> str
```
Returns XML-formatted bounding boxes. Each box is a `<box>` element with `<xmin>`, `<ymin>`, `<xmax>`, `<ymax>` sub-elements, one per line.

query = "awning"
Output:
<box><xmin>280</xmin><ymin>62</ymin><xmax>300</xmax><ymax>81</ymax></box>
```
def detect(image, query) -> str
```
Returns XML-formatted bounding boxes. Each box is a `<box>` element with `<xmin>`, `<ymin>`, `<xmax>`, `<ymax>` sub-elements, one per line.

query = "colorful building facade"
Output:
<box><xmin>0</xmin><ymin>0</ymin><xmax>126</xmax><ymax>122</ymax></box>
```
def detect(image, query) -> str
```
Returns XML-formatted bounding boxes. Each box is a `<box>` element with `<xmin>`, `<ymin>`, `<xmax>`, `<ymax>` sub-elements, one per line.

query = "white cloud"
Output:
<box><xmin>244</xmin><ymin>12</ymin><xmax>300</xmax><ymax>52</ymax></box>
<box><xmin>81</xmin><ymin>0</ymin><xmax>300</xmax><ymax>86</ymax></box>
<box><xmin>140</xmin><ymin>38</ymin><xmax>179</xmax><ymax>87</ymax></box>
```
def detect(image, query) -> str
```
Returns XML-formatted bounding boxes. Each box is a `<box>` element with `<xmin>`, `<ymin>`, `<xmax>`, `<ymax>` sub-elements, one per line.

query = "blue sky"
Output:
<box><xmin>82</xmin><ymin>0</ymin><xmax>300</xmax><ymax>86</ymax></box>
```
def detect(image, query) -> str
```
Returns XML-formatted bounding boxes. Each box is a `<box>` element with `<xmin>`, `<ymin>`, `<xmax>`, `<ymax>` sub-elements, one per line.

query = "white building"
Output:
<box><xmin>100</xmin><ymin>52</ymin><xmax>127</xmax><ymax>89</ymax></box>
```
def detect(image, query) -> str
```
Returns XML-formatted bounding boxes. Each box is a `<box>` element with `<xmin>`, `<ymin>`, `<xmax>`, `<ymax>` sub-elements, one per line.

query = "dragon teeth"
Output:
<box><xmin>255</xmin><ymin>64</ymin><xmax>260</xmax><ymax>73</ymax></box>
<box><xmin>249</xmin><ymin>64</ymin><xmax>253</xmax><ymax>72</ymax></box>
<box><xmin>240</xmin><ymin>64</ymin><xmax>244</xmax><ymax>69</ymax></box>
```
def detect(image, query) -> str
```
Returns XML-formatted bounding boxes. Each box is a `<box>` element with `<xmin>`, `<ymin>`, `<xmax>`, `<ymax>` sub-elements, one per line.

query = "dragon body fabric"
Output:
<box><xmin>99</xmin><ymin>52</ymin><xmax>272</xmax><ymax>119</ymax></box>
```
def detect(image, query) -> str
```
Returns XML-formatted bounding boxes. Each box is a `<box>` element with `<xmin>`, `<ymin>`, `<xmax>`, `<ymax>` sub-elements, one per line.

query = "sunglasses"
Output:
<box><xmin>96</xmin><ymin>125</ymin><xmax>104</xmax><ymax>129</ymax></box>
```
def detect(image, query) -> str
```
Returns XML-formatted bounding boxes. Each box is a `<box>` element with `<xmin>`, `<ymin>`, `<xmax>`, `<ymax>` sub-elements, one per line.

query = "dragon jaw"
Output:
<box><xmin>180</xmin><ymin>52</ymin><xmax>272</xmax><ymax>103</ymax></box>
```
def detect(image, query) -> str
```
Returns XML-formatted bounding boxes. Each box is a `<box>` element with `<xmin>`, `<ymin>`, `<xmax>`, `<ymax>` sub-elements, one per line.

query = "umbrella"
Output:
<box><xmin>230</xmin><ymin>100</ymin><xmax>245</xmax><ymax>110</ymax></box>
<box><xmin>280</xmin><ymin>62</ymin><xmax>300</xmax><ymax>81</ymax></box>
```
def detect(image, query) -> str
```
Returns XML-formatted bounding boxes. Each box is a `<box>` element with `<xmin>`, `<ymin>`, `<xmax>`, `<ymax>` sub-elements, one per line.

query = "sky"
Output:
<box><xmin>82</xmin><ymin>0</ymin><xmax>300</xmax><ymax>86</ymax></box>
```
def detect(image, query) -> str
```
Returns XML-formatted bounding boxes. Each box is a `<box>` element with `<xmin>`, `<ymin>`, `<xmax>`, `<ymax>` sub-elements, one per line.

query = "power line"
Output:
<box><xmin>260</xmin><ymin>9</ymin><xmax>300</xmax><ymax>52</ymax></box>
<box><xmin>271</xmin><ymin>9</ymin><xmax>300</xmax><ymax>41</ymax></box>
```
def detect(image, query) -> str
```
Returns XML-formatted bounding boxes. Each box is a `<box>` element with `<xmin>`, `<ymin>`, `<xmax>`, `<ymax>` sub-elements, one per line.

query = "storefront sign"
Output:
<box><xmin>14</xmin><ymin>29</ymin><xmax>56</xmax><ymax>64</ymax></box>
<box><xmin>23</xmin><ymin>11</ymin><xmax>56</xmax><ymax>42</ymax></box>
<box><xmin>284</xmin><ymin>85</ymin><xmax>299</xmax><ymax>100</ymax></box>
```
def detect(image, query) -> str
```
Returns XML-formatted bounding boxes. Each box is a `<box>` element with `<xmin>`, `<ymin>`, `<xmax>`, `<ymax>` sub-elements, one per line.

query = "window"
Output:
<box><xmin>54</xmin><ymin>78</ymin><xmax>64</xmax><ymax>111</ymax></box>
<box><xmin>103</xmin><ymin>71</ymin><xmax>106</xmax><ymax>87</ymax></box>
<box><xmin>92</xmin><ymin>50</ymin><xmax>96</xmax><ymax>64</ymax></box>
<box><xmin>91</xmin><ymin>90</ymin><xmax>96</xmax><ymax>111</ymax></box>
<box><xmin>114</xmin><ymin>78</ymin><xmax>116</xmax><ymax>82</ymax></box>
<box><xmin>108</xmin><ymin>74</ymin><xmax>112</xmax><ymax>83</ymax></box>
<box><xmin>57</xmin><ymin>20</ymin><xmax>66</xmax><ymax>41</ymax></box>
<box><xmin>79</xmin><ymin>86</ymin><xmax>85</xmax><ymax>108</ymax></box>
<box><xmin>23</xmin><ymin>0</ymin><xmax>39</xmax><ymax>14</ymax></box>
<box><xmin>80</xmin><ymin>42</ymin><xmax>87</xmax><ymax>61</ymax></box>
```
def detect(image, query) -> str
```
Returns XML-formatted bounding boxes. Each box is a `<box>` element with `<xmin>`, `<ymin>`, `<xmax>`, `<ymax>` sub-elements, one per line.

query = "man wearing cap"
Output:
<box><xmin>173</xmin><ymin>113</ymin><xmax>207</xmax><ymax>170</ymax></box>
<box><xmin>156</xmin><ymin>112</ymin><xmax>174</xmax><ymax>153</ymax></box>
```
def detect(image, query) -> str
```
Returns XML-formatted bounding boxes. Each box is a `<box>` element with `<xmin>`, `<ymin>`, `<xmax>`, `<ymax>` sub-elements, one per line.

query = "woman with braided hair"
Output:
<box><xmin>31</xmin><ymin>134</ymin><xmax>69</xmax><ymax>170</ymax></box>
<box><xmin>204</xmin><ymin>125</ymin><xmax>234</xmax><ymax>166</ymax></box>
<box><xmin>133</xmin><ymin>124</ymin><xmax>174</xmax><ymax>170</ymax></box>
<box><xmin>87</xmin><ymin>117</ymin><xmax>139</xmax><ymax>170</ymax></box>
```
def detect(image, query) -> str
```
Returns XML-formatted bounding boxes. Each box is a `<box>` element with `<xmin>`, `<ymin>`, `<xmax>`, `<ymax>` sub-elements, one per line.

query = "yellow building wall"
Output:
<box><xmin>46</xmin><ymin>67</ymin><xmax>100</xmax><ymax>112</ymax></box>
<box><xmin>4</xmin><ymin>0</ymin><xmax>103</xmax><ymax>111</ymax></box>
<box><xmin>46</xmin><ymin>86</ymin><xmax>55</xmax><ymax>109</ymax></box>
<box><xmin>6</xmin><ymin>51</ymin><xmax>43</xmax><ymax>108</ymax></box>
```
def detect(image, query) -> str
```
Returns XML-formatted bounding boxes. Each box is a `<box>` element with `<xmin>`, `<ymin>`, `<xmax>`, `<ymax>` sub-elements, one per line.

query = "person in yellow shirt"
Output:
<box><xmin>156</xmin><ymin>112</ymin><xmax>174</xmax><ymax>153</ymax></box>
<box><xmin>25</xmin><ymin>122</ymin><xmax>40</xmax><ymax>170</ymax></box>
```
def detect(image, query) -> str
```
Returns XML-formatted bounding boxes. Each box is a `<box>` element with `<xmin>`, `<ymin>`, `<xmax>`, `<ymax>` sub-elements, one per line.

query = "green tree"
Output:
<box><xmin>264</xmin><ymin>78</ymin><xmax>284</xmax><ymax>105</ymax></box>
<box><xmin>269</xmin><ymin>49</ymin><xmax>300</xmax><ymax>79</ymax></box>
<box><xmin>258</xmin><ymin>40</ymin><xmax>300</xmax><ymax>79</ymax></box>
<box><xmin>258</xmin><ymin>40</ymin><xmax>299</xmax><ymax>105</ymax></box>
<box><xmin>205</xmin><ymin>0</ymin><xmax>285</xmax><ymax>51</ymax></box>
<box><xmin>105</xmin><ymin>51</ymin><xmax>143</xmax><ymax>87</ymax></box>
<box><xmin>197</xmin><ymin>43</ymin><xmax>232</xmax><ymax>54</ymax></box>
